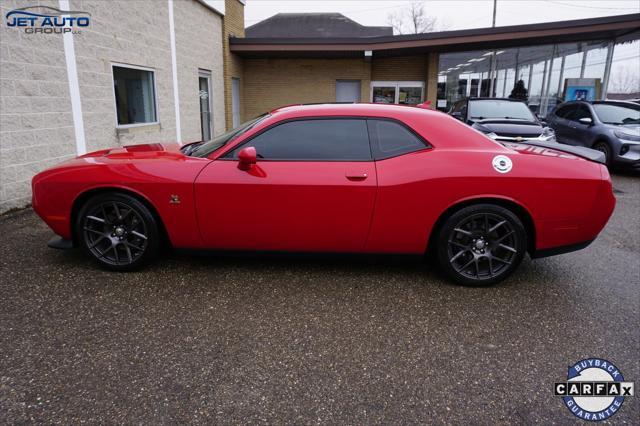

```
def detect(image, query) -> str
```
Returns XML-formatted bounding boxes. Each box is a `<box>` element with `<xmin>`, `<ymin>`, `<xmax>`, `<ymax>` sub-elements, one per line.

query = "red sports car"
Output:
<box><xmin>32</xmin><ymin>104</ymin><xmax>615</xmax><ymax>286</ymax></box>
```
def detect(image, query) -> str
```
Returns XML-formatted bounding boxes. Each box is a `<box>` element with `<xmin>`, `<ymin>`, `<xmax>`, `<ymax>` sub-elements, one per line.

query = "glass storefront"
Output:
<box><xmin>437</xmin><ymin>38</ymin><xmax>638</xmax><ymax>116</ymax></box>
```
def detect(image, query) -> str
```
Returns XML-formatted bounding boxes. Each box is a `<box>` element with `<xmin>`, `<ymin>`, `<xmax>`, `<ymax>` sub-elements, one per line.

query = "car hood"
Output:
<box><xmin>603</xmin><ymin>123</ymin><xmax>640</xmax><ymax>133</ymax></box>
<box><xmin>472</xmin><ymin>119</ymin><xmax>543</xmax><ymax>138</ymax></box>
<box><xmin>80</xmin><ymin>142</ymin><xmax>185</xmax><ymax>160</ymax></box>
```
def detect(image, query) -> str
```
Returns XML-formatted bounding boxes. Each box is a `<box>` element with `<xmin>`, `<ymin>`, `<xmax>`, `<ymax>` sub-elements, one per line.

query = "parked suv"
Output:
<box><xmin>546</xmin><ymin>100</ymin><xmax>640</xmax><ymax>169</ymax></box>
<box><xmin>448</xmin><ymin>98</ymin><xmax>556</xmax><ymax>142</ymax></box>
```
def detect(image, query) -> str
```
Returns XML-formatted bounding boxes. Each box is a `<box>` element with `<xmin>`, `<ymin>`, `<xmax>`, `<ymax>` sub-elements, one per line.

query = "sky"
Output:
<box><xmin>243</xmin><ymin>0</ymin><xmax>640</xmax><ymax>31</ymax></box>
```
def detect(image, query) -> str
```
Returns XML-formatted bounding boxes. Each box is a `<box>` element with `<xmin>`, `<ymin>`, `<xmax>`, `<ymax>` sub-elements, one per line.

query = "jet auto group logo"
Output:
<box><xmin>5</xmin><ymin>5</ymin><xmax>90</xmax><ymax>34</ymax></box>
<box><xmin>555</xmin><ymin>358</ymin><xmax>634</xmax><ymax>421</ymax></box>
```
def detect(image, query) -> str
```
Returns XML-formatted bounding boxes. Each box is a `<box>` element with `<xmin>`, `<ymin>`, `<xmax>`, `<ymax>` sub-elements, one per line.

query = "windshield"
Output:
<box><xmin>593</xmin><ymin>104</ymin><xmax>640</xmax><ymax>125</ymax></box>
<box><xmin>189</xmin><ymin>115</ymin><xmax>268</xmax><ymax>157</ymax></box>
<box><xmin>468</xmin><ymin>100</ymin><xmax>535</xmax><ymax>121</ymax></box>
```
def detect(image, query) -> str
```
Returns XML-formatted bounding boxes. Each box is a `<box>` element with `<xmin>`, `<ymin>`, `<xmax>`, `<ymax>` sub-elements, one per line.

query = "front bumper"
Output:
<box><xmin>613</xmin><ymin>142</ymin><xmax>640</xmax><ymax>169</ymax></box>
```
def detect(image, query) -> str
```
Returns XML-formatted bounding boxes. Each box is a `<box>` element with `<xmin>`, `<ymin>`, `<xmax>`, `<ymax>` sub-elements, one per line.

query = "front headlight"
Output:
<box><xmin>485</xmin><ymin>132</ymin><xmax>499</xmax><ymax>140</ymax></box>
<box><xmin>538</xmin><ymin>127</ymin><xmax>556</xmax><ymax>142</ymax></box>
<box><xmin>614</xmin><ymin>130</ymin><xmax>640</xmax><ymax>142</ymax></box>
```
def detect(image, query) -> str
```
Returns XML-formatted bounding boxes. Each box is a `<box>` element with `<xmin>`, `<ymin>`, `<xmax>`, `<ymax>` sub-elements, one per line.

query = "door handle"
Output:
<box><xmin>345</xmin><ymin>172</ymin><xmax>368</xmax><ymax>181</ymax></box>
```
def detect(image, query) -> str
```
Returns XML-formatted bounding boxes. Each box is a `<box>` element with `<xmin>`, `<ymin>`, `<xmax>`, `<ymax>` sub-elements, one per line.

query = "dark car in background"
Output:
<box><xmin>449</xmin><ymin>98</ymin><xmax>556</xmax><ymax>143</ymax></box>
<box><xmin>546</xmin><ymin>101</ymin><xmax>640</xmax><ymax>169</ymax></box>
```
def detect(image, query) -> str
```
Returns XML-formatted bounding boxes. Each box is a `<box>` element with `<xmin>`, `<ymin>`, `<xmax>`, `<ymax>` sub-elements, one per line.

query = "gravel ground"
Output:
<box><xmin>1</xmin><ymin>174</ymin><xmax>638</xmax><ymax>424</ymax></box>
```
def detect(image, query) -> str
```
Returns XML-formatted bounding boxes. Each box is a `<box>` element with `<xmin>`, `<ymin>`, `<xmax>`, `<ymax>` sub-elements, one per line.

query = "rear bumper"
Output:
<box><xmin>531</xmin><ymin>239</ymin><xmax>594</xmax><ymax>259</ymax></box>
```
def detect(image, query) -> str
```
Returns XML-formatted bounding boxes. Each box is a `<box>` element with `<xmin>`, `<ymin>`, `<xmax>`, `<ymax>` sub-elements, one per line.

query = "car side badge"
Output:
<box><xmin>492</xmin><ymin>155</ymin><xmax>513</xmax><ymax>174</ymax></box>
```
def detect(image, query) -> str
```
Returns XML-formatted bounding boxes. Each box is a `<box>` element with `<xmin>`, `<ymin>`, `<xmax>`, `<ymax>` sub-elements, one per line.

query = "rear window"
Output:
<box><xmin>367</xmin><ymin>119</ymin><xmax>428</xmax><ymax>160</ymax></box>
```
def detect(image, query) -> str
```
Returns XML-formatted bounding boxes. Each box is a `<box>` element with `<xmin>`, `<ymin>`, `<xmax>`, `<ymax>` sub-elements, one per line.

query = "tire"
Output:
<box><xmin>436</xmin><ymin>204</ymin><xmax>527</xmax><ymax>286</ymax></box>
<box><xmin>592</xmin><ymin>141</ymin><xmax>612</xmax><ymax>168</ymax></box>
<box><xmin>76</xmin><ymin>192</ymin><xmax>160</xmax><ymax>271</ymax></box>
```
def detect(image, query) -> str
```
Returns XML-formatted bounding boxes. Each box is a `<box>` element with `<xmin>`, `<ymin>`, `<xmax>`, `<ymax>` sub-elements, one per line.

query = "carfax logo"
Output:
<box><xmin>555</xmin><ymin>358</ymin><xmax>634</xmax><ymax>421</ymax></box>
<box><xmin>4</xmin><ymin>5</ymin><xmax>90</xmax><ymax>34</ymax></box>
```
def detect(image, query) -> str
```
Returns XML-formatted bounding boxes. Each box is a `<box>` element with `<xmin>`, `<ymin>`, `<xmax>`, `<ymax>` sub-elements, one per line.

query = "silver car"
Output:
<box><xmin>546</xmin><ymin>100</ymin><xmax>640</xmax><ymax>170</ymax></box>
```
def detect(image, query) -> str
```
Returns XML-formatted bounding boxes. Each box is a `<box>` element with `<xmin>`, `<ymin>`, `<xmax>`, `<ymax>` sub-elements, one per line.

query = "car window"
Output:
<box><xmin>225</xmin><ymin>119</ymin><xmax>372</xmax><ymax>161</ymax></box>
<box><xmin>592</xmin><ymin>104</ymin><xmax>640</xmax><ymax>125</ymax></box>
<box><xmin>367</xmin><ymin>119</ymin><xmax>428</xmax><ymax>160</ymax></box>
<box><xmin>571</xmin><ymin>105</ymin><xmax>592</xmax><ymax>122</ymax></box>
<box><xmin>451</xmin><ymin>100</ymin><xmax>466</xmax><ymax>113</ymax></box>
<box><xmin>468</xmin><ymin>100</ymin><xmax>535</xmax><ymax>121</ymax></box>
<box><xmin>554</xmin><ymin>105</ymin><xmax>576</xmax><ymax>119</ymax></box>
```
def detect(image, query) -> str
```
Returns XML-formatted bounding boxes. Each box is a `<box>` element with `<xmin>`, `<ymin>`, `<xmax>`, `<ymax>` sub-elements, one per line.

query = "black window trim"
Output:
<box><xmin>218</xmin><ymin>115</ymin><xmax>432</xmax><ymax>163</ymax></box>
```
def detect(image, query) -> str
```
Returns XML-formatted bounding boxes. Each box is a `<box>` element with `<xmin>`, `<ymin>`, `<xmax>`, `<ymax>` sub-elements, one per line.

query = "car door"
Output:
<box><xmin>194</xmin><ymin>118</ymin><xmax>377</xmax><ymax>252</ymax></box>
<box><xmin>549</xmin><ymin>104</ymin><xmax>578</xmax><ymax>143</ymax></box>
<box><xmin>565</xmin><ymin>104</ymin><xmax>594</xmax><ymax>147</ymax></box>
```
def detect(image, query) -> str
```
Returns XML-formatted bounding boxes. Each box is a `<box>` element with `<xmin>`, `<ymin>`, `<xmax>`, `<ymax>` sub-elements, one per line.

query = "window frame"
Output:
<box><xmin>111</xmin><ymin>62</ymin><xmax>160</xmax><ymax>129</ymax></box>
<box><xmin>220</xmin><ymin>116</ymin><xmax>432</xmax><ymax>162</ymax></box>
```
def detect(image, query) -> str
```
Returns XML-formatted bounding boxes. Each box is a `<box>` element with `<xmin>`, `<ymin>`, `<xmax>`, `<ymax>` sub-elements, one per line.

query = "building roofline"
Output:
<box><xmin>245</xmin><ymin>12</ymin><xmax>393</xmax><ymax>38</ymax></box>
<box><xmin>230</xmin><ymin>13</ymin><xmax>640</xmax><ymax>56</ymax></box>
<box><xmin>195</xmin><ymin>0</ymin><xmax>224</xmax><ymax>16</ymax></box>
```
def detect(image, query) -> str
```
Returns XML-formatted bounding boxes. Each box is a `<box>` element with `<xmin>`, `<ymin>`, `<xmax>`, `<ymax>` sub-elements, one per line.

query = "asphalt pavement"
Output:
<box><xmin>1</xmin><ymin>174</ymin><xmax>638</xmax><ymax>424</ymax></box>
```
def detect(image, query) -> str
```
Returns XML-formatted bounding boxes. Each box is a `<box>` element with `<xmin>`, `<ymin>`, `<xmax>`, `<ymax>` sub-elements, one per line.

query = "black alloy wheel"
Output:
<box><xmin>76</xmin><ymin>193</ymin><xmax>159</xmax><ymax>270</ymax></box>
<box><xmin>437</xmin><ymin>204</ymin><xmax>526</xmax><ymax>286</ymax></box>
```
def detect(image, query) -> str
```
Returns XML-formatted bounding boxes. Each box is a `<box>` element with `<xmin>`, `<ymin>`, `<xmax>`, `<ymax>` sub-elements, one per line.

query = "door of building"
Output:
<box><xmin>199</xmin><ymin>70</ymin><xmax>212</xmax><ymax>141</ymax></box>
<box><xmin>370</xmin><ymin>81</ymin><xmax>424</xmax><ymax>105</ymax></box>
<box><xmin>336</xmin><ymin>80</ymin><xmax>361</xmax><ymax>102</ymax></box>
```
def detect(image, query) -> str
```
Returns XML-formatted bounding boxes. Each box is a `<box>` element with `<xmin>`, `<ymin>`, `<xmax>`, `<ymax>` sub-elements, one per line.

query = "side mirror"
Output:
<box><xmin>237</xmin><ymin>146</ymin><xmax>257</xmax><ymax>171</ymax></box>
<box><xmin>451</xmin><ymin>111</ymin><xmax>463</xmax><ymax>120</ymax></box>
<box><xmin>578</xmin><ymin>117</ymin><xmax>593</xmax><ymax>126</ymax></box>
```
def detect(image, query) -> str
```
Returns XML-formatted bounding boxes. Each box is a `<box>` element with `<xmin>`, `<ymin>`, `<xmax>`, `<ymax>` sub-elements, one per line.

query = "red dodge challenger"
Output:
<box><xmin>32</xmin><ymin>104</ymin><xmax>615</xmax><ymax>286</ymax></box>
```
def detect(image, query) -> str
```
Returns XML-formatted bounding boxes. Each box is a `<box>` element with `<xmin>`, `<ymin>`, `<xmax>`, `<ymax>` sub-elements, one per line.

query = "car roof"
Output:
<box><xmin>268</xmin><ymin>102</ymin><xmax>443</xmax><ymax>119</ymax></box>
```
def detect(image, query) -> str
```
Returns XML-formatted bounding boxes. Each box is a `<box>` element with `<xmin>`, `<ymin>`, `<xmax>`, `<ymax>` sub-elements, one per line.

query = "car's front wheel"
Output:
<box><xmin>76</xmin><ymin>192</ymin><xmax>160</xmax><ymax>271</ymax></box>
<box><xmin>592</xmin><ymin>141</ymin><xmax>612</xmax><ymax>167</ymax></box>
<box><xmin>436</xmin><ymin>204</ymin><xmax>527</xmax><ymax>286</ymax></box>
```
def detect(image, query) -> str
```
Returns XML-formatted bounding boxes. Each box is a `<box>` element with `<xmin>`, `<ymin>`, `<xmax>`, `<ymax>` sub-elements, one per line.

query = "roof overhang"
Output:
<box><xmin>230</xmin><ymin>13</ymin><xmax>640</xmax><ymax>58</ymax></box>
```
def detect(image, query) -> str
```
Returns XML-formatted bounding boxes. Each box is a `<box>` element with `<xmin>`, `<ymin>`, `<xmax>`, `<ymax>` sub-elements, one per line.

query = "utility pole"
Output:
<box><xmin>488</xmin><ymin>0</ymin><xmax>498</xmax><ymax>96</ymax></box>
<box><xmin>492</xmin><ymin>0</ymin><xmax>497</xmax><ymax>28</ymax></box>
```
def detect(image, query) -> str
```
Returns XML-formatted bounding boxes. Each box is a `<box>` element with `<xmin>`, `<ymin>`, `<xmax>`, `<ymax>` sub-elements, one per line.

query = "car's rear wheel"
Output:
<box><xmin>76</xmin><ymin>192</ymin><xmax>159</xmax><ymax>271</ymax></box>
<box><xmin>592</xmin><ymin>141</ymin><xmax>611</xmax><ymax>167</ymax></box>
<box><xmin>436</xmin><ymin>204</ymin><xmax>527</xmax><ymax>286</ymax></box>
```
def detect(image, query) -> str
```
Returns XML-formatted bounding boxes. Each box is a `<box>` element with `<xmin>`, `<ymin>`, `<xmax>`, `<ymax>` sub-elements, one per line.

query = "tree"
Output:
<box><xmin>509</xmin><ymin>80</ymin><xmax>529</xmax><ymax>102</ymax></box>
<box><xmin>387</xmin><ymin>2</ymin><xmax>440</xmax><ymax>35</ymax></box>
<box><xmin>608</xmin><ymin>65</ymin><xmax>640</xmax><ymax>95</ymax></box>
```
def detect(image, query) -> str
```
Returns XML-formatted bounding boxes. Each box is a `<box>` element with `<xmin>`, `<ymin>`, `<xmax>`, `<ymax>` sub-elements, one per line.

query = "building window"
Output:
<box><xmin>436</xmin><ymin>40</ymin><xmax>621</xmax><ymax>116</ymax></box>
<box><xmin>112</xmin><ymin>65</ymin><xmax>157</xmax><ymax>126</ymax></box>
